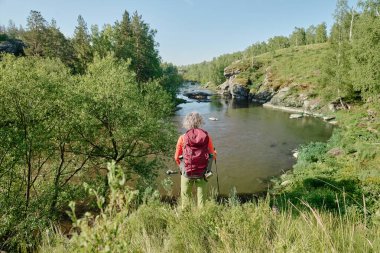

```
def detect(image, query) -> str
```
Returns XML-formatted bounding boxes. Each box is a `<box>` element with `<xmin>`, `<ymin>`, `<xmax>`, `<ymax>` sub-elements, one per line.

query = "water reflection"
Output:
<box><xmin>209</xmin><ymin>96</ymin><xmax>224</xmax><ymax>111</ymax></box>
<box><xmin>224</xmin><ymin>98</ymin><xmax>250</xmax><ymax>109</ymax></box>
<box><xmin>161</xmin><ymin>86</ymin><xmax>333</xmax><ymax>196</ymax></box>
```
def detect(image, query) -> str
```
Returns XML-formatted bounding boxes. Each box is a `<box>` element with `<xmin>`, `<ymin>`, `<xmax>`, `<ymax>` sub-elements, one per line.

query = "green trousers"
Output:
<box><xmin>180</xmin><ymin>175</ymin><xmax>207</xmax><ymax>209</ymax></box>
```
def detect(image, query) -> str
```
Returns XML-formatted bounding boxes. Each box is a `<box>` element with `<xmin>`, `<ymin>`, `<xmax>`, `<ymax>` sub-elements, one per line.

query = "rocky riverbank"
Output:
<box><xmin>262</xmin><ymin>103</ymin><xmax>338</xmax><ymax>125</ymax></box>
<box><xmin>217</xmin><ymin>61</ymin><xmax>339</xmax><ymax>124</ymax></box>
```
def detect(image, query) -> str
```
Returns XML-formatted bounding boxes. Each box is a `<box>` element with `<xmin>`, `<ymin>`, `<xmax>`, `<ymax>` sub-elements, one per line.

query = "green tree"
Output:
<box><xmin>6</xmin><ymin>20</ymin><xmax>19</xmax><ymax>39</ymax></box>
<box><xmin>74</xmin><ymin>55</ymin><xmax>175</xmax><ymax>193</ymax></box>
<box><xmin>0</xmin><ymin>55</ymin><xmax>76</xmax><ymax>251</ymax></box>
<box><xmin>305</xmin><ymin>25</ymin><xmax>316</xmax><ymax>44</ymax></box>
<box><xmin>358</xmin><ymin>0</ymin><xmax>380</xmax><ymax>13</ymax></box>
<box><xmin>267</xmin><ymin>36</ymin><xmax>290</xmax><ymax>50</ymax></box>
<box><xmin>0</xmin><ymin>54</ymin><xmax>178</xmax><ymax>252</ymax></box>
<box><xmin>159</xmin><ymin>62</ymin><xmax>183</xmax><ymax>99</ymax></box>
<box><xmin>315</xmin><ymin>22</ymin><xmax>328</xmax><ymax>43</ymax></box>
<box><xmin>22</xmin><ymin>11</ymin><xmax>75</xmax><ymax>69</ymax></box>
<box><xmin>114</xmin><ymin>10</ymin><xmax>134</xmax><ymax>61</ymax></box>
<box><xmin>129</xmin><ymin>11</ymin><xmax>161</xmax><ymax>83</ymax></box>
<box><xmin>91</xmin><ymin>24</ymin><xmax>115</xmax><ymax>58</ymax></box>
<box><xmin>182</xmin><ymin>51</ymin><xmax>243</xmax><ymax>85</ymax></box>
<box><xmin>320</xmin><ymin>0</ymin><xmax>354</xmax><ymax>102</ymax></box>
<box><xmin>23</xmin><ymin>10</ymin><xmax>48</xmax><ymax>56</ymax></box>
<box><xmin>0</xmin><ymin>55</ymin><xmax>70</xmax><ymax>211</ymax></box>
<box><xmin>44</xmin><ymin>19</ymin><xmax>76</xmax><ymax>69</ymax></box>
<box><xmin>332</xmin><ymin>0</ymin><xmax>351</xmax><ymax>42</ymax></box>
<box><xmin>290</xmin><ymin>27</ymin><xmax>306</xmax><ymax>46</ymax></box>
<box><xmin>244</xmin><ymin>41</ymin><xmax>268</xmax><ymax>58</ymax></box>
<box><xmin>72</xmin><ymin>15</ymin><xmax>93</xmax><ymax>74</ymax></box>
<box><xmin>350</xmin><ymin>0</ymin><xmax>380</xmax><ymax>99</ymax></box>
<box><xmin>0</xmin><ymin>31</ymin><xmax>7</xmax><ymax>41</ymax></box>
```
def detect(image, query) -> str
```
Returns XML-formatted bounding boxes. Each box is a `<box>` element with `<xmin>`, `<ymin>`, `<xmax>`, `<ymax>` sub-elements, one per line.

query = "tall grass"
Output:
<box><xmin>39</xmin><ymin>164</ymin><xmax>379</xmax><ymax>253</ymax></box>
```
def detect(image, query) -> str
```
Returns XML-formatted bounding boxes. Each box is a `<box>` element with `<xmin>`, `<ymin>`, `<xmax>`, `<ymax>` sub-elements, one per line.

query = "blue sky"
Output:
<box><xmin>0</xmin><ymin>0</ymin><xmax>358</xmax><ymax>65</ymax></box>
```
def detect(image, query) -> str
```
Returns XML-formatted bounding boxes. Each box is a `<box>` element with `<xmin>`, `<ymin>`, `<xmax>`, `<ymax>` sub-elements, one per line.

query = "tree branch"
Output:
<box><xmin>31</xmin><ymin>150</ymin><xmax>54</xmax><ymax>187</ymax></box>
<box><xmin>61</xmin><ymin>155</ymin><xmax>90</xmax><ymax>187</ymax></box>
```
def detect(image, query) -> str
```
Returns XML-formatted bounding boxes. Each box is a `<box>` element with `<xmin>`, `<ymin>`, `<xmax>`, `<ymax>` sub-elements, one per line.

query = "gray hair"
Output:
<box><xmin>183</xmin><ymin>112</ymin><xmax>204</xmax><ymax>129</ymax></box>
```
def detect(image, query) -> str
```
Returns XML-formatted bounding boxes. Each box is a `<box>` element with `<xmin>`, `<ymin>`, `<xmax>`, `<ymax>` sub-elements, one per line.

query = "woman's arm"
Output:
<box><xmin>174</xmin><ymin>135</ymin><xmax>184</xmax><ymax>165</ymax></box>
<box><xmin>208</xmin><ymin>136</ymin><xmax>217</xmax><ymax>159</ymax></box>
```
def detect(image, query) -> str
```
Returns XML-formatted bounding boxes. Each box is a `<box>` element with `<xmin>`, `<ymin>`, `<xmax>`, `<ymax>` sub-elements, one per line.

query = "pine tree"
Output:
<box><xmin>114</xmin><ymin>10</ymin><xmax>133</xmax><ymax>61</ymax></box>
<box><xmin>23</xmin><ymin>10</ymin><xmax>48</xmax><ymax>56</ymax></box>
<box><xmin>91</xmin><ymin>24</ymin><xmax>114</xmax><ymax>58</ymax></box>
<box><xmin>44</xmin><ymin>19</ymin><xmax>75</xmax><ymax>69</ymax></box>
<box><xmin>130</xmin><ymin>11</ymin><xmax>161</xmax><ymax>83</ymax></box>
<box><xmin>72</xmin><ymin>15</ymin><xmax>93</xmax><ymax>74</ymax></box>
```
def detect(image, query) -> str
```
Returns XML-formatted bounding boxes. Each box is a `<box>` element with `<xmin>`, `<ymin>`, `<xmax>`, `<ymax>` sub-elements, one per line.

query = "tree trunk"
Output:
<box><xmin>26</xmin><ymin>158</ymin><xmax>32</xmax><ymax>211</ymax></box>
<box><xmin>349</xmin><ymin>8</ymin><xmax>355</xmax><ymax>42</ymax></box>
<box><xmin>25</xmin><ymin>127</ymin><xmax>32</xmax><ymax>211</ymax></box>
<box><xmin>50</xmin><ymin>143</ymin><xmax>65</xmax><ymax>214</ymax></box>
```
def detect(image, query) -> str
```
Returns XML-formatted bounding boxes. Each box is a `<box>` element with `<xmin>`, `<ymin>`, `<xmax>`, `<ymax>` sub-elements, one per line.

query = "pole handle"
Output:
<box><xmin>166</xmin><ymin>170</ymin><xmax>179</xmax><ymax>175</ymax></box>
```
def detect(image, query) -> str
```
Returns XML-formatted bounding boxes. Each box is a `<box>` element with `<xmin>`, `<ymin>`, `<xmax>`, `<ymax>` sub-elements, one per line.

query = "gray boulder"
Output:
<box><xmin>230</xmin><ymin>82</ymin><xmax>249</xmax><ymax>100</ymax></box>
<box><xmin>220</xmin><ymin>80</ymin><xmax>232</xmax><ymax>97</ymax></box>
<box><xmin>289</xmin><ymin>114</ymin><xmax>303</xmax><ymax>119</ymax></box>
<box><xmin>327</xmin><ymin>147</ymin><xmax>344</xmax><ymax>157</ymax></box>
<box><xmin>219</xmin><ymin>78</ymin><xmax>249</xmax><ymax>100</ymax></box>
<box><xmin>183</xmin><ymin>90</ymin><xmax>211</xmax><ymax>100</ymax></box>
<box><xmin>251</xmin><ymin>90</ymin><xmax>273</xmax><ymax>103</ymax></box>
<box><xmin>224</xmin><ymin>68</ymin><xmax>241</xmax><ymax>79</ymax></box>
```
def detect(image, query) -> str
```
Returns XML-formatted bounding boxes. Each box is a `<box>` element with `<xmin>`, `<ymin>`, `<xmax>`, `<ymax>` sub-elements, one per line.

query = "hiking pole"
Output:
<box><xmin>214</xmin><ymin>159</ymin><xmax>220</xmax><ymax>195</ymax></box>
<box><xmin>166</xmin><ymin>170</ymin><xmax>179</xmax><ymax>175</ymax></box>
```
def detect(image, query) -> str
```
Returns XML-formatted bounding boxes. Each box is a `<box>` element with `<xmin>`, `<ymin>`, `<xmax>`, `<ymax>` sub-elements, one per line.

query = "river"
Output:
<box><xmin>162</xmin><ymin>84</ymin><xmax>334</xmax><ymax>196</ymax></box>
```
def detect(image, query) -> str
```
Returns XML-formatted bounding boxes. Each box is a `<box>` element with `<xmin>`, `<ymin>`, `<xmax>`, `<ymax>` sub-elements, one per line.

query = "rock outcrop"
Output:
<box><xmin>218</xmin><ymin>58</ymin><xmax>329</xmax><ymax>118</ymax></box>
<box><xmin>0</xmin><ymin>39</ymin><xmax>26</xmax><ymax>56</ymax></box>
<box><xmin>250</xmin><ymin>89</ymin><xmax>274</xmax><ymax>103</ymax></box>
<box><xmin>219</xmin><ymin>77</ymin><xmax>249</xmax><ymax>100</ymax></box>
<box><xmin>183</xmin><ymin>90</ymin><xmax>212</xmax><ymax>102</ymax></box>
<box><xmin>219</xmin><ymin>62</ymin><xmax>250</xmax><ymax>100</ymax></box>
<box><xmin>223</xmin><ymin>66</ymin><xmax>241</xmax><ymax>79</ymax></box>
<box><xmin>250</xmin><ymin>67</ymin><xmax>323</xmax><ymax>114</ymax></box>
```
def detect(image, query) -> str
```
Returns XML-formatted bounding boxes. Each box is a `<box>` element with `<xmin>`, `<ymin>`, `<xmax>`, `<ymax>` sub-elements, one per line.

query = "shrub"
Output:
<box><xmin>297</xmin><ymin>142</ymin><xmax>327</xmax><ymax>163</ymax></box>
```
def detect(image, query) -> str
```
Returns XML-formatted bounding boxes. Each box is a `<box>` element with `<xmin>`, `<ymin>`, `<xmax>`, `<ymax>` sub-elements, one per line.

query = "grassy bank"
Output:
<box><xmin>272</xmin><ymin>101</ymin><xmax>380</xmax><ymax>215</ymax></box>
<box><xmin>226</xmin><ymin>43</ymin><xmax>330</xmax><ymax>92</ymax></box>
<box><xmin>40</xmin><ymin>165</ymin><xmax>379</xmax><ymax>253</ymax></box>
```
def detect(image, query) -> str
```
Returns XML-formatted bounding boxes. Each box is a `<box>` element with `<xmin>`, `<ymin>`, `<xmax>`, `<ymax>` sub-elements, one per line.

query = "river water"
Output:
<box><xmin>162</xmin><ymin>85</ymin><xmax>333</xmax><ymax>196</ymax></box>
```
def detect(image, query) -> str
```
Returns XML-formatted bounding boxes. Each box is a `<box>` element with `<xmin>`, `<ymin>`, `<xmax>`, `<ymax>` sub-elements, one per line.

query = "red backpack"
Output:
<box><xmin>183</xmin><ymin>128</ymin><xmax>210</xmax><ymax>178</ymax></box>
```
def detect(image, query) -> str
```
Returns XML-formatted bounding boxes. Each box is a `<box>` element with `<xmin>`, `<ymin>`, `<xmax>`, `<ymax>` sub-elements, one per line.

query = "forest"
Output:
<box><xmin>0</xmin><ymin>10</ymin><xmax>182</xmax><ymax>252</ymax></box>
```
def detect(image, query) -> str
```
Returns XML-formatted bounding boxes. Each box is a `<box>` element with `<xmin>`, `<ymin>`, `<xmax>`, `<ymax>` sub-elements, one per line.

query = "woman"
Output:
<box><xmin>174</xmin><ymin>112</ymin><xmax>217</xmax><ymax>209</ymax></box>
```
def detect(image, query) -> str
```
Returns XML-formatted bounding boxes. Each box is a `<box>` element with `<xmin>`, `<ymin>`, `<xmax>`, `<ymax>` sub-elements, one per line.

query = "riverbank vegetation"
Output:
<box><xmin>1</xmin><ymin>0</ymin><xmax>380</xmax><ymax>252</ymax></box>
<box><xmin>40</xmin><ymin>163</ymin><xmax>380</xmax><ymax>253</ymax></box>
<box><xmin>270</xmin><ymin>0</ymin><xmax>380</xmax><ymax>219</ymax></box>
<box><xmin>0</xmin><ymin>11</ymin><xmax>182</xmax><ymax>252</ymax></box>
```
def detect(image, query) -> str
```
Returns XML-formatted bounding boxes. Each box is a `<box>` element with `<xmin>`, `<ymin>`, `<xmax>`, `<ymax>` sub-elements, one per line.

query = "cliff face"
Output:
<box><xmin>218</xmin><ymin>63</ymin><xmax>250</xmax><ymax>100</ymax></box>
<box><xmin>218</xmin><ymin>44</ymin><xmax>335</xmax><ymax>113</ymax></box>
